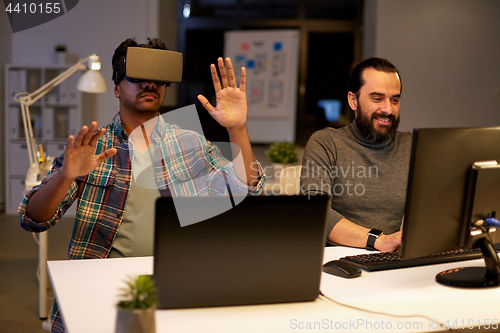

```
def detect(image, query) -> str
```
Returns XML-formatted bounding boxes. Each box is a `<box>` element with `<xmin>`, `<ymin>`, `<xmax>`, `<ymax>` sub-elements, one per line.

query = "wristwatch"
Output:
<box><xmin>366</xmin><ymin>228</ymin><xmax>383</xmax><ymax>250</ymax></box>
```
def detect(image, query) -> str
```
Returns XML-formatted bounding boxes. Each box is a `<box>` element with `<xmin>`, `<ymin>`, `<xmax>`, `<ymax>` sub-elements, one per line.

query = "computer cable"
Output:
<box><xmin>318</xmin><ymin>291</ymin><xmax>457</xmax><ymax>332</ymax></box>
<box><xmin>319</xmin><ymin>230</ymin><xmax>498</xmax><ymax>331</ymax></box>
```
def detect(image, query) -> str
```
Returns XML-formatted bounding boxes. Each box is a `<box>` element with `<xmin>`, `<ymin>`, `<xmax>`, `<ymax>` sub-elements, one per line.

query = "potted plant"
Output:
<box><xmin>54</xmin><ymin>44</ymin><xmax>67</xmax><ymax>64</ymax></box>
<box><xmin>265</xmin><ymin>141</ymin><xmax>299</xmax><ymax>181</ymax></box>
<box><xmin>115</xmin><ymin>275</ymin><xmax>158</xmax><ymax>333</ymax></box>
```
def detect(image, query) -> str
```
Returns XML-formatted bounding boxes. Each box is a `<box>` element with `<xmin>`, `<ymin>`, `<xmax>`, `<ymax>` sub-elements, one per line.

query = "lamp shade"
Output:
<box><xmin>77</xmin><ymin>70</ymin><xmax>107</xmax><ymax>93</ymax></box>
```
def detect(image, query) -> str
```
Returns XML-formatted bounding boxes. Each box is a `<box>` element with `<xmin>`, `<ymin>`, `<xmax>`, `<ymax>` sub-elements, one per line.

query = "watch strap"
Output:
<box><xmin>366</xmin><ymin>228</ymin><xmax>383</xmax><ymax>250</ymax></box>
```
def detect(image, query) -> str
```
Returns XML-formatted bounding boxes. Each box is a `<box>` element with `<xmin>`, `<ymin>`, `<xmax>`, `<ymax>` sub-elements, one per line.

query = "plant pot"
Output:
<box><xmin>115</xmin><ymin>308</ymin><xmax>156</xmax><ymax>333</ymax></box>
<box><xmin>271</xmin><ymin>163</ymin><xmax>292</xmax><ymax>183</ymax></box>
<box><xmin>55</xmin><ymin>52</ymin><xmax>67</xmax><ymax>65</ymax></box>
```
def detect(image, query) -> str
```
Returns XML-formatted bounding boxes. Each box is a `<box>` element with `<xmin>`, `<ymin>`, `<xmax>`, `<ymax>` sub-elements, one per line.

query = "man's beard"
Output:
<box><xmin>123</xmin><ymin>87</ymin><xmax>163</xmax><ymax>114</ymax></box>
<box><xmin>355</xmin><ymin>104</ymin><xmax>400</xmax><ymax>144</ymax></box>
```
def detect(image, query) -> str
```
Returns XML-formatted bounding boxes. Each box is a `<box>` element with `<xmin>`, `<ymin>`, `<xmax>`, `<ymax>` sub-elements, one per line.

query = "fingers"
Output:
<box><xmin>197</xmin><ymin>94</ymin><xmax>215</xmax><ymax>114</ymax></box>
<box><xmin>70</xmin><ymin>122</ymin><xmax>100</xmax><ymax>149</ymax></box>
<box><xmin>89</xmin><ymin>128</ymin><xmax>106</xmax><ymax>147</ymax></box>
<box><xmin>210</xmin><ymin>63</ymin><xmax>221</xmax><ymax>93</ymax></box>
<box><xmin>72</xmin><ymin>125</ymin><xmax>88</xmax><ymax>148</ymax></box>
<box><xmin>225</xmin><ymin>58</ymin><xmax>237</xmax><ymax>88</ymax></box>
<box><xmin>217</xmin><ymin>57</ymin><xmax>229</xmax><ymax>88</ymax></box>
<box><xmin>210</xmin><ymin>57</ymin><xmax>242</xmax><ymax>91</ymax></box>
<box><xmin>66</xmin><ymin>135</ymin><xmax>75</xmax><ymax>152</ymax></box>
<box><xmin>239</xmin><ymin>66</ymin><xmax>246</xmax><ymax>92</ymax></box>
<box><xmin>82</xmin><ymin>122</ymin><xmax>98</xmax><ymax>146</ymax></box>
<box><xmin>97</xmin><ymin>148</ymin><xmax>117</xmax><ymax>163</ymax></box>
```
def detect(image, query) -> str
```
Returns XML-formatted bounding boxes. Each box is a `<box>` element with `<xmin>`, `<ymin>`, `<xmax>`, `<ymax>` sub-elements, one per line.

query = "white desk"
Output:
<box><xmin>48</xmin><ymin>247</ymin><xmax>500</xmax><ymax>333</ymax></box>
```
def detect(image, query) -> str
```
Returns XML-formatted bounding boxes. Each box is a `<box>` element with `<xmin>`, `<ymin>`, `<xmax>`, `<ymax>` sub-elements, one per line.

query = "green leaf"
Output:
<box><xmin>116</xmin><ymin>275</ymin><xmax>159</xmax><ymax>310</ymax></box>
<box><xmin>265</xmin><ymin>141</ymin><xmax>299</xmax><ymax>164</ymax></box>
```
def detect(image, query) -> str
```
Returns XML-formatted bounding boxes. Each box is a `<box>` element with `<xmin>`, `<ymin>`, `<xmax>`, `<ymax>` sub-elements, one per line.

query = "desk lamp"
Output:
<box><xmin>14</xmin><ymin>53</ymin><xmax>107</xmax><ymax>327</ymax></box>
<box><xmin>16</xmin><ymin>54</ymin><xmax>106</xmax><ymax>166</ymax></box>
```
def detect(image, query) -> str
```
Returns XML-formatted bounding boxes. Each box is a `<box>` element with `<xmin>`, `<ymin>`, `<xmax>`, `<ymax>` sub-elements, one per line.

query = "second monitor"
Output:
<box><xmin>401</xmin><ymin>127</ymin><xmax>500</xmax><ymax>287</ymax></box>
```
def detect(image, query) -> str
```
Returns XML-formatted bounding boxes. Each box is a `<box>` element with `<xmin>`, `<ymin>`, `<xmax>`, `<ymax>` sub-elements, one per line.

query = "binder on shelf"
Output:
<box><xmin>9</xmin><ymin>106</ymin><xmax>20</xmax><ymax>140</ymax></box>
<box><xmin>8</xmin><ymin>69</ymin><xmax>27</xmax><ymax>103</ymax></box>
<box><xmin>42</xmin><ymin>107</ymin><xmax>54</xmax><ymax>140</ymax></box>
<box><xmin>68</xmin><ymin>107</ymin><xmax>79</xmax><ymax>137</ymax></box>
<box><xmin>27</xmin><ymin>69</ymin><xmax>42</xmax><ymax>94</ymax></box>
<box><xmin>44</xmin><ymin>68</ymin><xmax>60</xmax><ymax>104</ymax></box>
<box><xmin>8</xmin><ymin>69</ymin><xmax>18</xmax><ymax>104</ymax></box>
<box><xmin>59</xmin><ymin>71</ymin><xmax>80</xmax><ymax>104</ymax></box>
<box><xmin>54</xmin><ymin>107</ymin><xmax>69</xmax><ymax>139</ymax></box>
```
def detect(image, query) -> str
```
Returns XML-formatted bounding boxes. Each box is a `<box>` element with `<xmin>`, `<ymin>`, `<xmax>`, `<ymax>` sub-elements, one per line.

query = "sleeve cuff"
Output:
<box><xmin>18</xmin><ymin>187</ymin><xmax>60</xmax><ymax>232</ymax></box>
<box><xmin>228</xmin><ymin>160</ymin><xmax>267</xmax><ymax>195</ymax></box>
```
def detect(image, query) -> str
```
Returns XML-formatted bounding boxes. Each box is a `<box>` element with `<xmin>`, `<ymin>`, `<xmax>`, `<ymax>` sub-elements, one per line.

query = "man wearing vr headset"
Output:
<box><xmin>19</xmin><ymin>38</ymin><xmax>265</xmax><ymax>332</ymax></box>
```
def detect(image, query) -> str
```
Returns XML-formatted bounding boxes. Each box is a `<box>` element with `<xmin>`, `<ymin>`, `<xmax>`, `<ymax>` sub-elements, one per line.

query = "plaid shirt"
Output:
<box><xmin>19</xmin><ymin>112</ymin><xmax>265</xmax><ymax>260</ymax></box>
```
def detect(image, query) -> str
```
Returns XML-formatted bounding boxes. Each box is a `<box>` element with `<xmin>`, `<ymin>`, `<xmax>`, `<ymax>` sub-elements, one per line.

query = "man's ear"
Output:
<box><xmin>347</xmin><ymin>92</ymin><xmax>358</xmax><ymax>111</ymax></box>
<box><xmin>114</xmin><ymin>84</ymin><xmax>120</xmax><ymax>98</ymax></box>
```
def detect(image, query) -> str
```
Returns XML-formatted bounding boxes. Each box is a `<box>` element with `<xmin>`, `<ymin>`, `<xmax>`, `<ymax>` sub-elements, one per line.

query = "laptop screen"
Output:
<box><xmin>153</xmin><ymin>194</ymin><xmax>329</xmax><ymax>309</ymax></box>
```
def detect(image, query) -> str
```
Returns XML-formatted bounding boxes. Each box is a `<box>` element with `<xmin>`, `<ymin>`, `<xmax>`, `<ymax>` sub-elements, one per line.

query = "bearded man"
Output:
<box><xmin>300</xmin><ymin>58</ymin><xmax>411</xmax><ymax>252</ymax></box>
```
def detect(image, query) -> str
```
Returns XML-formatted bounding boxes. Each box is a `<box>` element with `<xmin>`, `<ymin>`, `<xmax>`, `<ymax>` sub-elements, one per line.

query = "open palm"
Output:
<box><xmin>198</xmin><ymin>57</ymin><xmax>248</xmax><ymax>130</ymax></box>
<box><xmin>61</xmin><ymin>122</ymin><xmax>117</xmax><ymax>180</ymax></box>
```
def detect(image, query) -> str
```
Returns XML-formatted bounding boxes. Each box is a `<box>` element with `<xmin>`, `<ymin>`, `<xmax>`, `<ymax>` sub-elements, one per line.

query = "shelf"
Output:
<box><xmin>4</xmin><ymin>63</ymin><xmax>82</xmax><ymax>215</ymax></box>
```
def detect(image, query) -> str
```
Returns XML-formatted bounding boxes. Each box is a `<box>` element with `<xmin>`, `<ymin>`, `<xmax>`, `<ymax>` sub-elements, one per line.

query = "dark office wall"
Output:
<box><xmin>159</xmin><ymin>0</ymin><xmax>179</xmax><ymax>107</ymax></box>
<box><xmin>365</xmin><ymin>0</ymin><xmax>500</xmax><ymax>132</ymax></box>
<box><xmin>0</xmin><ymin>11</ymin><xmax>13</xmax><ymax>210</ymax></box>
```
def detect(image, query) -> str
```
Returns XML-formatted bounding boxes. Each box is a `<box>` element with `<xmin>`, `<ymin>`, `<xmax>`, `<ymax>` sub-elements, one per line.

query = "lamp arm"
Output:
<box><xmin>20</xmin><ymin>103</ymin><xmax>38</xmax><ymax>165</ymax></box>
<box><xmin>15</xmin><ymin>54</ymin><xmax>95</xmax><ymax>167</ymax></box>
<box><xmin>17</xmin><ymin>56</ymin><xmax>92</xmax><ymax>106</ymax></box>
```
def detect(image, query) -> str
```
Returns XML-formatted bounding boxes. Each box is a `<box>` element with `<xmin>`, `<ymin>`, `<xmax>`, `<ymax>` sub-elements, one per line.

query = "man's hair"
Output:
<box><xmin>112</xmin><ymin>37</ymin><xmax>167</xmax><ymax>84</ymax></box>
<box><xmin>347</xmin><ymin>57</ymin><xmax>401</xmax><ymax>97</ymax></box>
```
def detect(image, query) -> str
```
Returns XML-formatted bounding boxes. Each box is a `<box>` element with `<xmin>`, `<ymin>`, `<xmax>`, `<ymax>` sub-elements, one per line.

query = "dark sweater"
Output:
<box><xmin>300</xmin><ymin>122</ymin><xmax>413</xmax><ymax>241</ymax></box>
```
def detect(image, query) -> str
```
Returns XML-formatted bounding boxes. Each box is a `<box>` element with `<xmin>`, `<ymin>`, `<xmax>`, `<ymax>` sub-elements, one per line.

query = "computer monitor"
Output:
<box><xmin>401</xmin><ymin>127</ymin><xmax>500</xmax><ymax>288</ymax></box>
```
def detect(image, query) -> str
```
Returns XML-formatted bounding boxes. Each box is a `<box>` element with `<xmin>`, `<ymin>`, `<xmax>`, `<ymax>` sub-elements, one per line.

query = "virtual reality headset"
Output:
<box><xmin>113</xmin><ymin>47</ymin><xmax>183</xmax><ymax>85</ymax></box>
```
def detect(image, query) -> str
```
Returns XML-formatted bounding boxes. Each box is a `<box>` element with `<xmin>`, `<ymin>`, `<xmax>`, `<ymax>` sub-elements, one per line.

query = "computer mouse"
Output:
<box><xmin>322</xmin><ymin>260</ymin><xmax>362</xmax><ymax>279</ymax></box>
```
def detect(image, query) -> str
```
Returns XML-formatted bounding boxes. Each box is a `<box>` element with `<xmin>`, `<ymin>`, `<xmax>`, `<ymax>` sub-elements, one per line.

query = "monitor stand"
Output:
<box><xmin>436</xmin><ymin>235</ymin><xmax>500</xmax><ymax>288</ymax></box>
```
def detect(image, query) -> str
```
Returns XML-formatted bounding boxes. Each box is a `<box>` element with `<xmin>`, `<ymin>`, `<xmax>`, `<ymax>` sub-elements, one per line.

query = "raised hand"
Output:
<box><xmin>60</xmin><ymin>122</ymin><xmax>117</xmax><ymax>180</ymax></box>
<box><xmin>197</xmin><ymin>57</ymin><xmax>248</xmax><ymax>131</ymax></box>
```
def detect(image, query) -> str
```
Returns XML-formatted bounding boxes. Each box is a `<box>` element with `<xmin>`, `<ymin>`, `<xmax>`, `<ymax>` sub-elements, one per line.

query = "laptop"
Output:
<box><xmin>153</xmin><ymin>194</ymin><xmax>329</xmax><ymax>309</ymax></box>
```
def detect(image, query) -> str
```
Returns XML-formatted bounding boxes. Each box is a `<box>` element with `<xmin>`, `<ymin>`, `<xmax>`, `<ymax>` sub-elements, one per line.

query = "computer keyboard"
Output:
<box><xmin>339</xmin><ymin>247</ymin><xmax>497</xmax><ymax>272</ymax></box>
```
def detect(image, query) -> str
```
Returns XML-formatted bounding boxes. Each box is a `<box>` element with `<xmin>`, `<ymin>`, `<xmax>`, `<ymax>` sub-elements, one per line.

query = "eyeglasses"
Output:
<box><xmin>123</xmin><ymin>76</ymin><xmax>171</xmax><ymax>87</ymax></box>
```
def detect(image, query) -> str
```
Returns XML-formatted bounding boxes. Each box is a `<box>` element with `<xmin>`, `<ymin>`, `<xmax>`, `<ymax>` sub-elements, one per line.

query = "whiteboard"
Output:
<box><xmin>224</xmin><ymin>30</ymin><xmax>299</xmax><ymax>143</ymax></box>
